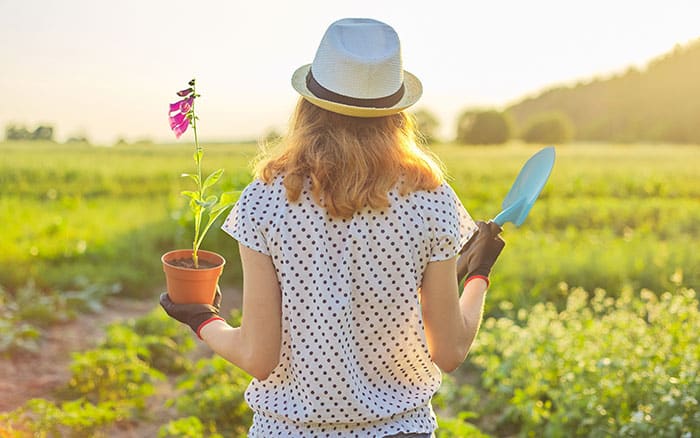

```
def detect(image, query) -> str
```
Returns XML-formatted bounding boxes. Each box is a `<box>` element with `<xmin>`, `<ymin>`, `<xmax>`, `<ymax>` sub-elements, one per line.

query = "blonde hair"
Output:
<box><xmin>255</xmin><ymin>98</ymin><xmax>445</xmax><ymax>218</ymax></box>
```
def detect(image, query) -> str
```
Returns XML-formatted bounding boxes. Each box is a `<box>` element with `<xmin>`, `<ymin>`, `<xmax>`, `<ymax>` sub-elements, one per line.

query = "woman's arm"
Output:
<box><xmin>421</xmin><ymin>221</ymin><xmax>503</xmax><ymax>372</ymax></box>
<box><xmin>420</xmin><ymin>259</ymin><xmax>488</xmax><ymax>372</ymax></box>
<box><xmin>199</xmin><ymin>243</ymin><xmax>282</xmax><ymax>380</ymax></box>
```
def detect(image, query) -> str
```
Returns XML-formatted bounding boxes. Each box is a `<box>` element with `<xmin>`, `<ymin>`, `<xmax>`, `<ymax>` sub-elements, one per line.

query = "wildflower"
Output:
<box><xmin>168</xmin><ymin>93</ymin><xmax>195</xmax><ymax>139</ymax></box>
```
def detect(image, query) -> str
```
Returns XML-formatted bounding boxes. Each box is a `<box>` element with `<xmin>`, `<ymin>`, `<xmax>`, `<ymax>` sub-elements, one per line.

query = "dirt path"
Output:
<box><xmin>0</xmin><ymin>287</ymin><xmax>242</xmax><ymax>415</ymax></box>
<box><xmin>0</xmin><ymin>297</ymin><xmax>156</xmax><ymax>412</ymax></box>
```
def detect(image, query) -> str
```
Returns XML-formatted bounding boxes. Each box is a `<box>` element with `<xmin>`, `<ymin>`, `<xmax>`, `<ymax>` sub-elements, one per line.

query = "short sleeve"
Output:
<box><xmin>221</xmin><ymin>180</ymin><xmax>270</xmax><ymax>255</ymax></box>
<box><xmin>428</xmin><ymin>183</ymin><xmax>478</xmax><ymax>262</ymax></box>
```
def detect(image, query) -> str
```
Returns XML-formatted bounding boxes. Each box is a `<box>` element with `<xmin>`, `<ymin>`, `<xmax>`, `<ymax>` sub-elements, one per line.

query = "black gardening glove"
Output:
<box><xmin>159</xmin><ymin>287</ymin><xmax>223</xmax><ymax>338</ymax></box>
<box><xmin>456</xmin><ymin>221</ymin><xmax>505</xmax><ymax>286</ymax></box>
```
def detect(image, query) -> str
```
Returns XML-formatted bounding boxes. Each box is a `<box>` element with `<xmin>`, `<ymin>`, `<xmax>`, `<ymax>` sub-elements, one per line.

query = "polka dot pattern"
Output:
<box><xmin>221</xmin><ymin>176</ymin><xmax>476</xmax><ymax>437</ymax></box>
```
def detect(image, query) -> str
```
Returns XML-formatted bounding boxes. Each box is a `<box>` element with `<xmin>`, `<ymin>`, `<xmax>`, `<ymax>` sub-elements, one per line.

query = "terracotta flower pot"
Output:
<box><xmin>162</xmin><ymin>249</ymin><xmax>225</xmax><ymax>304</ymax></box>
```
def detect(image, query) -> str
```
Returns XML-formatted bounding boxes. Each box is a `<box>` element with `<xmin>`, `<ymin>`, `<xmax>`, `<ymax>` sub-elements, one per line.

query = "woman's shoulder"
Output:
<box><xmin>409</xmin><ymin>181</ymin><xmax>460</xmax><ymax>205</ymax></box>
<box><xmin>239</xmin><ymin>175</ymin><xmax>286</xmax><ymax>201</ymax></box>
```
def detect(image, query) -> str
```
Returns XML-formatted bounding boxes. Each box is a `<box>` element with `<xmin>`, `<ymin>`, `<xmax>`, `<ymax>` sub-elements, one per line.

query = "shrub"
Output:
<box><xmin>158</xmin><ymin>416</ymin><xmax>223</xmax><ymax>438</ymax></box>
<box><xmin>433</xmin><ymin>374</ymin><xmax>489</xmax><ymax>437</ymax></box>
<box><xmin>171</xmin><ymin>356</ymin><xmax>252</xmax><ymax>436</ymax></box>
<box><xmin>471</xmin><ymin>287</ymin><xmax>700</xmax><ymax>436</ymax></box>
<box><xmin>437</xmin><ymin>412</ymin><xmax>491</xmax><ymax>437</ymax></box>
<box><xmin>0</xmin><ymin>398</ymin><xmax>122</xmax><ymax>437</ymax></box>
<box><xmin>67</xmin><ymin>348</ymin><xmax>164</xmax><ymax>412</ymax></box>
<box><xmin>456</xmin><ymin>109</ymin><xmax>512</xmax><ymax>144</ymax></box>
<box><xmin>521</xmin><ymin>112</ymin><xmax>574</xmax><ymax>144</ymax></box>
<box><xmin>107</xmin><ymin>308</ymin><xmax>196</xmax><ymax>374</ymax></box>
<box><xmin>412</xmin><ymin>108</ymin><xmax>441</xmax><ymax>143</ymax></box>
<box><xmin>0</xmin><ymin>280</ymin><xmax>118</xmax><ymax>354</ymax></box>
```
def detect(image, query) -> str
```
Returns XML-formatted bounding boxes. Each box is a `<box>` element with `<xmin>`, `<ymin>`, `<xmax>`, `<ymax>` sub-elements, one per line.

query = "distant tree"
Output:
<box><xmin>521</xmin><ymin>112</ymin><xmax>574</xmax><ymax>144</ymax></box>
<box><xmin>5</xmin><ymin>124</ymin><xmax>31</xmax><ymax>140</ymax></box>
<box><xmin>506</xmin><ymin>38</ymin><xmax>700</xmax><ymax>143</ymax></box>
<box><xmin>31</xmin><ymin>125</ymin><xmax>54</xmax><ymax>141</ymax></box>
<box><xmin>412</xmin><ymin>108</ymin><xmax>440</xmax><ymax>143</ymax></box>
<box><xmin>5</xmin><ymin>123</ymin><xmax>55</xmax><ymax>141</ymax></box>
<box><xmin>456</xmin><ymin>109</ymin><xmax>512</xmax><ymax>145</ymax></box>
<box><xmin>262</xmin><ymin>128</ymin><xmax>282</xmax><ymax>145</ymax></box>
<box><xmin>66</xmin><ymin>135</ymin><xmax>90</xmax><ymax>144</ymax></box>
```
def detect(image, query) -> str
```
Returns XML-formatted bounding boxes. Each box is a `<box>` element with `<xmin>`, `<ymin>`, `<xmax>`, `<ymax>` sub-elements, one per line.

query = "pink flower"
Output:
<box><xmin>171</xmin><ymin>118</ymin><xmax>190</xmax><ymax>139</ymax></box>
<box><xmin>169</xmin><ymin>97</ymin><xmax>193</xmax><ymax>115</ymax></box>
<box><xmin>179</xmin><ymin>97</ymin><xmax>193</xmax><ymax>113</ymax></box>
<box><xmin>169</xmin><ymin>111</ymin><xmax>187</xmax><ymax>128</ymax></box>
<box><xmin>168</xmin><ymin>96</ymin><xmax>194</xmax><ymax>139</ymax></box>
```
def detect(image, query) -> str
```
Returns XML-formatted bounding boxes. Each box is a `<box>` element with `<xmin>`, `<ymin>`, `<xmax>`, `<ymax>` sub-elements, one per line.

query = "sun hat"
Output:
<box><xmin>291</xmin><ymin>18</ymin><xmax>422</xmax><ymax>118</ymax></box>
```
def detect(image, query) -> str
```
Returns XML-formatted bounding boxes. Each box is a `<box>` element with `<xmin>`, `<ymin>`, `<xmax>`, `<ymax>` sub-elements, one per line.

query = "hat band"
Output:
<box><xmin>306</xmin><ymin>70</ymin><xmax>405</xmax><ymax>109</ymax></box>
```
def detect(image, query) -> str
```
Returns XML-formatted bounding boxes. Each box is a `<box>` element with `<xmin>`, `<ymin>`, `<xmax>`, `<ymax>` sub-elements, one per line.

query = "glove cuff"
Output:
<box><xmin>196</xmin><ymin>316</ymin><xmax>225</xmax><ymax>340</ymax></box>
<box><xmin>464</xmin><ymin>275</ymin><xmax>490</xmax><ymax>289</ymax></box>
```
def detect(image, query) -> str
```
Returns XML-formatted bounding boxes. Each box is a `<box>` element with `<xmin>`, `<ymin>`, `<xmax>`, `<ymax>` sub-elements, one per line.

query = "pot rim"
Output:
<box><xmin>161</xmin><ymin>249</ymin><xmax>226</xmax><ymax>271</ymax></box>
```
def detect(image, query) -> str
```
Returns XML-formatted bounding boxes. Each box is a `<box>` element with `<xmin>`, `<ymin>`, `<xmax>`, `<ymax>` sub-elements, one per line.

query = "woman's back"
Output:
<box><xmin>160</xmin><ymin>18</ymin><xmax>504</xmax><ymax>438</ymax></box>
<box><xmin>222</xmin><ymin>175</ymin><xmax>475</xmax><ymax>435</ymax></box>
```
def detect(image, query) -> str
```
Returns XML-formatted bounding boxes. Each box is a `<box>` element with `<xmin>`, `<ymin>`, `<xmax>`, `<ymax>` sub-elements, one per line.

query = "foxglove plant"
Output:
<box><xmin>168</xmin><ymin>79</ymin><xmax>237</xmax><ymax>268</ymax></box>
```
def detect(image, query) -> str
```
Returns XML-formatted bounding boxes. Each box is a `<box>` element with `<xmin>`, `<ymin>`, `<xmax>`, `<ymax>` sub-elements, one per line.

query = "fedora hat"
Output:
<box><xmin>291</xmin><ymin>18</ymin><xmax>422</xmax><ymax>118</ymax></box>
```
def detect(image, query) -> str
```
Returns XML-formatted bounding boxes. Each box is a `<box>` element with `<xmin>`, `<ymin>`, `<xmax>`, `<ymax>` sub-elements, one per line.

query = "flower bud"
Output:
<box><xmin>177</xmin><ymin>88</ymin><xmax>193</xmax><ymax>97</ymax></box>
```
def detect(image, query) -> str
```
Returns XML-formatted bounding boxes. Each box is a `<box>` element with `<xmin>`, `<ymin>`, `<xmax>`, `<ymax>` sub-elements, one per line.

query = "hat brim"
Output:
<box><xmin>291</xmin><ymin>64</ymin><xmax>422</xmax><ymax>118</ymax></box>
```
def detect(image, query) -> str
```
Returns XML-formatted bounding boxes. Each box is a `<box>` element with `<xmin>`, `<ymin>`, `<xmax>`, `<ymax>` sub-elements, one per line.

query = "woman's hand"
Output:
<box><xmin>159</xmin><ymin>287</ymin><xmax>224</xmax><ymax>338</ymax></box>
<box><xmin>456</xmin><ymin>221</ymin><xmax>505</xmax><ymax>285</ymax></box>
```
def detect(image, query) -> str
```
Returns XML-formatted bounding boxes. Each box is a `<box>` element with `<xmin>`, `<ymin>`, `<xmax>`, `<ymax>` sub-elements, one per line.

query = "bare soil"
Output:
<box><xmin>166</xmin><ymin>257</ymin><xmax>219</xmax><ymax>270</ymax></box>
<box><xmin>0</xmin><ymin>287</ymin><xmax>243</xmax><ymax>435</ymax></box>
<box><xmin>0</xmin><ymin>297</ymin><xmax>156</xmax><ymax>412</ymax></box>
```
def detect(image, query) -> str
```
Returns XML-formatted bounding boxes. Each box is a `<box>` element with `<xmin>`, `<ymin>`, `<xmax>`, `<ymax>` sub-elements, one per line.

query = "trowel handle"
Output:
<box><xmin>492</xmin><ymin>212</ymin><xmax>507</xmax><ymax>227</ymax></box>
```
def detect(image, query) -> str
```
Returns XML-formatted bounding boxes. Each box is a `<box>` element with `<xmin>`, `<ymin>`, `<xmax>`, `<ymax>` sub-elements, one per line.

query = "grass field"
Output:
<box><xmin>1</xmin><ymin>140</ymin><xmax>697</xmax><ymax>304</ymax></box>
<box><xmin>1</xmin><ymin>140</ymin><xmax>699</xmax><ymax>436</ymax></box>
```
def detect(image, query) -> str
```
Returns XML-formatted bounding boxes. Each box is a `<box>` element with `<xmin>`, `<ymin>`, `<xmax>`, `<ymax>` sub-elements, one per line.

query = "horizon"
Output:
<box><xmin>1</xmin><ymin>0</ymin><xmax>699</xmax><ymax>144</ymax></box>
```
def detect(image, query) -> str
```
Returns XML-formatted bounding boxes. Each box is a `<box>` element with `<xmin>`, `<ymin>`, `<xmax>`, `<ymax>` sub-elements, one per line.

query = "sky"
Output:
<box><xmin>1</xmin><ymin>0</ymin><xmax>699</xmax><ymax>144</ymax></box>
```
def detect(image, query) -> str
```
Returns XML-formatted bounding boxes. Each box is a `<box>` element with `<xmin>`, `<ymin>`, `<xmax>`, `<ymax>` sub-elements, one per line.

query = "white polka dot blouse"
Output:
<box><xmin>221</xmin><ymin>175</ymin><xmax>477</xmax><ymax>437</ymax></box>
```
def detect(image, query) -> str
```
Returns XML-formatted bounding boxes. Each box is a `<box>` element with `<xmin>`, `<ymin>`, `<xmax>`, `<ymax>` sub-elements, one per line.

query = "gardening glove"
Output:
<box><xmin>456</xmin><ymin>220</ymin><xmax>505</xmax><ymax>287</ymax></box>
<box><xmin>159</xmin><ymin>286</ymin><xmax>223</xmax><ymax>339</ymax></box>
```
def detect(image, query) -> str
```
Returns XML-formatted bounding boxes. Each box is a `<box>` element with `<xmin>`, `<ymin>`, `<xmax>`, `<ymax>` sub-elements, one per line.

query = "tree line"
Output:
<box><xmin>414</xmin><ymin>37</ymin><xmax>700</xmax><ymax>145</ymax></box>
<box><xmin>5</xmin><ymin>124</ymin><xmax>55</xmax><ymax>142</ymax></box>
<box><xmin>507</xmin><ymin>38</ymin><xmax>700</xmax><ymax>144</ymax></box>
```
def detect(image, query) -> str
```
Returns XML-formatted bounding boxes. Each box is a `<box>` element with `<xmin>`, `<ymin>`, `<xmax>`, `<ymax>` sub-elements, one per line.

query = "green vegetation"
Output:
<box><xmin>0</xmin><ymin>280</ymin><xmax>119</xmax><ymax>354</ymax></box>
<box><xmin>412</xmin><ymin>108</ymin><xmax>441</xmax><ymax>143</ymax></box>
<box><xmin>0</xmin><ymin>309</ymin><xmax>191</xmax><ymax>436</ymax></box>
<box><xmin>456</xmin><ymin>109</ymin><xmax>513</xmax><ymax>144</ymax></box>
<box><xmin>521</xmin><ymin>111</ymin><xmax>574</xmax><ymax>144</ymax></box>
<box><xmin>472</xmin><ymin>287</ymin><xmax>700</xmax><ymax>436</ymax></box>
<box><xmin>0</xmin><ymin>140</ymin><xmax>698</xmax><ymax>436</ymax></box>
<box><xmin>0</xmin><ymin>141</ymin><xmax>253</xmax><ymax>296</ymax></box>
<box><xmin>0</xmin><ymin>308</ymin><xmax>247</xmax><ymax>437</ymax></box>
<box><xmin>507</xmin><ymin>38</ymin><xmax>700</xmax><ymax>143</ymax></box>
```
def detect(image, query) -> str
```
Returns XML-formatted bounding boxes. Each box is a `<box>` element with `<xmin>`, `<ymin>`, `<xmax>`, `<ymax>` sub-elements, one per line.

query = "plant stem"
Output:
<box><xmin>191</xmin><ymin>83</ymin><xmax>202</xmax><ymax>268</ymax></box>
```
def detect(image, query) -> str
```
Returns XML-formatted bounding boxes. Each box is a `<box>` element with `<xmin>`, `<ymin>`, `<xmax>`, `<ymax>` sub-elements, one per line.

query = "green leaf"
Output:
<box><xmin>195</xmin><ymin>195</ymin><xmax>217</xmax><ymax>209</ymax></box>
<box><xmin>181</xmin><ymin>173</ymin><xmax>200</xmax><ymax>186</ymax></box>
<box><xmin>209</xmin><ymin>191</ymin><xmax>240</xmax><ymax>217</ymax></box>
<box><xmin>202</xmin><ymin>169</ymin><xmax>224</xmax><ymax>191</ymax></box>
<box><xmin>219</xmin><ymin>191</ymin><xmax>241</xmax><ymax>206</ymax></box>
<box><xmin>189</xmin><ymin>199</ymin><xmax>201</xmax><ymax>214</ymax></box>
<box><xmin>180</xmin><ymin>190</ymin><xmax>200</xmax><ymax>201</ymax></box>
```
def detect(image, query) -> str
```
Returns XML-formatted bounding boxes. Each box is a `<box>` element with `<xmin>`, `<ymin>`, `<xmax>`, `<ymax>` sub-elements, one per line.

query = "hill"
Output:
<box><xmin>507</xmin><ymin>38</ymin><xmax>700</xmax><ymax>143</ymax></box>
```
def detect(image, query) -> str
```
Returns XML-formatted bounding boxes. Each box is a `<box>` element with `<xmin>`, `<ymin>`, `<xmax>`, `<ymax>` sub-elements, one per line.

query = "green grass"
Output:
<box><xmin>0</xmin><ymin>141</ymin><xmax>255</xmax><ymax>295</ymax></box>
<box><xmin>1</xmin><ymin>141</ymin><xmax>698</xmax><ymax>304</ymax></box>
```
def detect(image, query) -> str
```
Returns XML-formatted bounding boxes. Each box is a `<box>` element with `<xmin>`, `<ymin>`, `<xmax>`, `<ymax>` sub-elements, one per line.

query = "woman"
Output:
<box><xmin>161</xmin><ymin>18</ymin><xmax>504</xmax><ymax>437</ymax></box>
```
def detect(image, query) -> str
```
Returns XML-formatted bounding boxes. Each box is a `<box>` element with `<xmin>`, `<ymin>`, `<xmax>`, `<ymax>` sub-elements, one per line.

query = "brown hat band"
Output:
<box><xmin>306</xmin><ymin>70</ymin><xmax>405</xmax><ymax>109</ymax></box>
